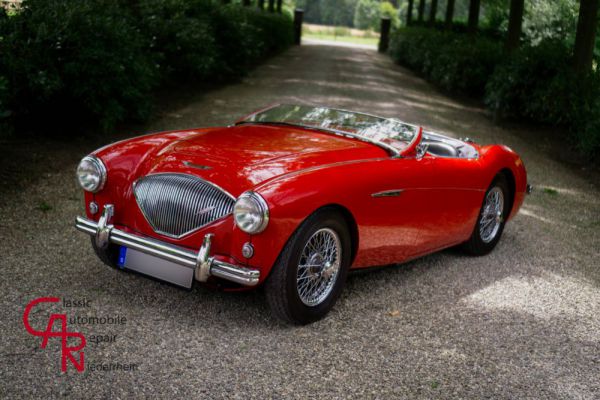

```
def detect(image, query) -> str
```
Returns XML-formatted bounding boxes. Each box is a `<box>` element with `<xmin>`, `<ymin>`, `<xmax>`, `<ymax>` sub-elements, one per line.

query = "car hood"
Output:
<box><xmin>133</xmin><ymin>124</ymin><xmax>388</xmax><ymax>196</ymax></box>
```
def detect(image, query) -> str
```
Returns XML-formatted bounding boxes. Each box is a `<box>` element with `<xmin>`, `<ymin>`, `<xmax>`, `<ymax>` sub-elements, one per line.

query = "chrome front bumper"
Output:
<box><xmin>75</xmin><ymin>204</ymin><xmax>260</xmax><ymax>287</ymax></box>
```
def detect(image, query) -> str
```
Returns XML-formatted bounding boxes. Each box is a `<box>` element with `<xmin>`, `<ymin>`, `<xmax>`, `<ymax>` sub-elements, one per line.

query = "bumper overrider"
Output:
<box><xmin>75</xmin><ymin>204</ymin><xmax>260</xmax><ymax>286</ymax></box>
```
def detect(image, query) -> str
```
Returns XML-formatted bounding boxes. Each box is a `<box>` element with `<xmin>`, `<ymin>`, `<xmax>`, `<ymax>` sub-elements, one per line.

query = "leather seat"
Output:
<box><xmin>425</xmin><ymin>142</ymin><xmax>458</xmax><ymax>157</ymax></box>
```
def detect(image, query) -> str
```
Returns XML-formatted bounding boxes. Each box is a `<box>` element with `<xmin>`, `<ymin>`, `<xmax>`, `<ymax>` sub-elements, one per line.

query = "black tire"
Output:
<box><xmin>265</xmin><ymin>208</ymin><xmax>352</xmax><ymax>325</ymax></box>
<box><xmin>463</xmin><ymin>174</ymin><xmax>510</xmax><ymax>256</ymax></box>
<box><xmin>90</xmin><ymin>237</ymin><xmax>120</xmax><ymax>268</ymax></box>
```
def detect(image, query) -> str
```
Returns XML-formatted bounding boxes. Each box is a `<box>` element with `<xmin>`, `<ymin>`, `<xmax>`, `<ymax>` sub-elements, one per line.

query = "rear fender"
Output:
<box><xmin>478</xmin><ymin>145</ymin><xmax>528</xmax><ymax>221</ymax></box>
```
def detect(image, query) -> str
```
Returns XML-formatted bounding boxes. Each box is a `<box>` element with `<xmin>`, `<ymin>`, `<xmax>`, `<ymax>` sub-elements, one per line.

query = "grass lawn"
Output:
<box><xmin>303</xmin><ymin>23</ymin><xmax>379</xmax><ymax>47</ymax></box>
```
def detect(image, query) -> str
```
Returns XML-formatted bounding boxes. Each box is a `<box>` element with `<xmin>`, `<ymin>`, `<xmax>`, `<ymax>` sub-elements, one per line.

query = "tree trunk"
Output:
<box><xmin>505</xmin><ymin>0</ymin><xmax>524</xmax><ymax>52</ymax></box>
<box><xmin>467</xmin><ymin>0</ymin><xmax>480</xmax><ymax>34</ymax></box>
<box><xmin>573</xmin><ymin>0</ymin><xmax>599</xmax><ymax>73</ymax></box>
<box><xmin>445</xmin><ymin>0</ymin><xmax>455</xmax><ymax>28</ymax></box>
<box><xmin>268</xmin><ymin>0</ymin><xmax>275</xmax><ymax>13</ymax></box>
<box><xmin>429</xmin><ymin>0</ymin><xmax>438</xmax><ymax>25</ymax></box>
<box><xmin>258</xmin><ymin>0</ymin><xmax>264</xmax><ymax>10</ymax></box>
<box><xmin>243</xmin><ymin>0</ymin><xmax>251</xmax><ymax>6</ymax></box>
<box><xmin>294</xmin><ymin>9</ymin><xmax>303</xmax><ymax>45</ymax></box>
<box><xmin>417</xmin><ymin>0</ymin><xmax>425</xmax><ymax>22</ymax></box>
<box><xmin>276</xmin><ymin>0</ymin><xmax>282</xmax><ymax>13</ymax></box>
<box><xmin>407</xmin><ymin>0</ymin><xmax>414</xmax><ymax>26</ymax></box>
<box><xmin>379</xmin><ymin>18</ymin><xmax>392</xmax><ymax>52</ymax></box>
<box><xmin>406</xmin><ymin>0</ymin><xmax>415</xmax><ymax>26</ymax></box>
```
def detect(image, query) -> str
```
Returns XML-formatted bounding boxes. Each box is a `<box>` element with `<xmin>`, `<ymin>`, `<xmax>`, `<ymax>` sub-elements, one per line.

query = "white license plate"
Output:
<box><xmin>117</xmin><ymin>246</ymin><xmax>194</xmax><ymax>289</ymax></box>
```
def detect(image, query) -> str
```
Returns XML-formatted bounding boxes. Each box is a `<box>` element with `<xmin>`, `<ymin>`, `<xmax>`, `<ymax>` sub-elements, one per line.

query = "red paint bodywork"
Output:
<box><xmin>85</xmin><ymin>123</ymin><xmax>527</xmax><ymax>286</ymax></box>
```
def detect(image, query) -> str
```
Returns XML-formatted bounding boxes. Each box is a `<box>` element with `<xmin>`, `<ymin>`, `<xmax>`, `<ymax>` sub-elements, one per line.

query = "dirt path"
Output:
<box><xmin>1</xmin><ymin>43</ymin><xmax>598</xmax><ymax>399</ymax></box>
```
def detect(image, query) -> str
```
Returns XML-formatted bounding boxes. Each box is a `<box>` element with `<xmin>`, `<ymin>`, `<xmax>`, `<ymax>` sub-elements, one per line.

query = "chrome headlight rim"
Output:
<box><xmin>233</xmin><ymin>191</ymin><xmax>269</xmax><ymax>234</ymax></box>
<box><xmin>77</xmin><ymin>155</ymin><xmax>107</xmax><ymax>193</ymax></box>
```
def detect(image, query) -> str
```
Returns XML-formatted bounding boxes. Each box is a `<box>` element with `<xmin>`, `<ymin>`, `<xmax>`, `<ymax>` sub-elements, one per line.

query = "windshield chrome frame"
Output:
<box><xmin>236</xmin><ymin>104</ymin><xmax>423</xmax><ymax>158</ymax></box>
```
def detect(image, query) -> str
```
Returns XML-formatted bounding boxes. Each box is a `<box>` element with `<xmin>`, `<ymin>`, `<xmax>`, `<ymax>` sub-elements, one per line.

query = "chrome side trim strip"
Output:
<box><xmin>75</xmin><ymin>206</ymin><xmax>259</xmax><ymax>287</ymax></box>
<box><xmin>371</xmin><ymin>189</ymin><xmax>404</xmax><ymax>198</ymax></box>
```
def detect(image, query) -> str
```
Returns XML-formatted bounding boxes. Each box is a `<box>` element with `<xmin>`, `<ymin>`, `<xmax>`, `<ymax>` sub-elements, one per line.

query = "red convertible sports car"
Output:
<box><xmin>75</xmin><ymin>104</ymin><xmax>529</xmax><ymax>324</ymax></box>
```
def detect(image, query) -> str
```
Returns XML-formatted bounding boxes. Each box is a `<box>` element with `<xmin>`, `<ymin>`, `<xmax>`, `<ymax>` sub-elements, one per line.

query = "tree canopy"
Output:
<box><xmin>294</xmin><ymin>0</ymin><xmax>597</xmax><ymax>62</ymax></box>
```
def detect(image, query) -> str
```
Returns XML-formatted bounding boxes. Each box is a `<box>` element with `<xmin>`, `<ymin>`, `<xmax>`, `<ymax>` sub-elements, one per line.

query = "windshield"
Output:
<box><xmin>238</xmin><ymin>104</ymin><xmax>419</xmax><ymax>155</ymax></box>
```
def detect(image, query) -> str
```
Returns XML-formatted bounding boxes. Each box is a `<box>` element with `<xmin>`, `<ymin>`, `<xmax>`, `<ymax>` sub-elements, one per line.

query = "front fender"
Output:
<box><xmin>246</xmin><ymin>158</ymin><xmax>394</xmax><ymax>277</ymax></box>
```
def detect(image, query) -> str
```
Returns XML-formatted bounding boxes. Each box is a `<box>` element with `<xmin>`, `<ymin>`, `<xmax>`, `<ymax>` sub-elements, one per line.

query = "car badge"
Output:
<box><xmin>183</xmin><ymin>161</ymin><xmax>212</xmax><ymax>170</ymax></box>
<box><xmin>195</xmin><ymin>206</ymin><xmax>216</xmax><ymax>216</ymax></box>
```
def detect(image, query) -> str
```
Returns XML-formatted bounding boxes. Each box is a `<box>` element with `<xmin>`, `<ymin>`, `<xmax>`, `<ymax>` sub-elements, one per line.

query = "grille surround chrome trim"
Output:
<box><xmin>133</xmin><ymin>173</ymin><xmax>235</xmax><ymax>239</ymax></box>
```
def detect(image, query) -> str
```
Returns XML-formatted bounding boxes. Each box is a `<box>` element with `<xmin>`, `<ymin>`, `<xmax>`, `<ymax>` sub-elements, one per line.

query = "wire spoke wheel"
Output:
<box><xmin>296</xmin><ymin>228</ymin><xmax>342</xmax><ymax>306</ymax></box>
<box><xmin>479</xmin><ymin>186</ymin><xmax>504</xmax><ymax>243</ymax></box>
<box><xmin>266</xmin><ymin>209</ymin><xmax>351</xmax><ymax>324</ymax></box>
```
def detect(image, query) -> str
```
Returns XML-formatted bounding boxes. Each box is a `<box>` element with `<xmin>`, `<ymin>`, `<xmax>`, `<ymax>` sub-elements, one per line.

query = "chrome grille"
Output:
<box><xmin>133</xmin><ymin>173</ymin><xmax>235</xmax><ymax>238</ymax></box>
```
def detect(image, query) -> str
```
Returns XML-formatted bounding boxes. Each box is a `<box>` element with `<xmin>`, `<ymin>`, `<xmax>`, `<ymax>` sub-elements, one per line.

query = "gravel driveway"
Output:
<box><xmin>1</xmin><ymin>42</ymin><xmax>599</xmax><ymax>399</ymax></box>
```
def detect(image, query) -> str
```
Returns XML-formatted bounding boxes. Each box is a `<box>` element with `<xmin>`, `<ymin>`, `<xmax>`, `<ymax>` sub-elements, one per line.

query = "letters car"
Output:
<box><xmin>75</xmin><ymin>104</ymin><xmax>529</xmax><ymax>324</ymax></box>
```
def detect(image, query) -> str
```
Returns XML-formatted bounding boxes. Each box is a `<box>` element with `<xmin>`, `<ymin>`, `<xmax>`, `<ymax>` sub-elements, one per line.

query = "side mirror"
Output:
<box><xmin>416</xmin><ymin>143</ymin><xmax>429</xmax><ymax>159</ymax></box>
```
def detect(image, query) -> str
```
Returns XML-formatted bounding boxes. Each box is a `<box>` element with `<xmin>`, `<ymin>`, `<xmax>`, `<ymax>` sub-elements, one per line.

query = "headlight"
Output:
<box><xmin>76</xmin><ymin>155</ymin><xmax>107</xmax><ymax>193</ymax></box>
<box><xmin>233</xmin><ymin>191</ymin><xmax>269</xmax><ymax>234</ymax></box>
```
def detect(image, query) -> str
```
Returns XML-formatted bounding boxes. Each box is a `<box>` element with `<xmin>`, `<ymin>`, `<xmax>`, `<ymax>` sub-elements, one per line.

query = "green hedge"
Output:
<box><xmin>137</xmin><ymin>1</ymin><xmax>293</xmax><ymax>82</ymax></box>
<box><xmin>137</xmin><ymin>0</ymin><xmax>218</xmax><ymax>82</ymax></box>
<box><xmin>0</xmin><ymin>9</ymin><xmax>7</xmax><ymax>125</ymax></box>
<box><xmin>389</xmin><ymin>27</ymin><xmax>502</xmax><ymax>96</ymax></box>
<box><xmin>390</xmin><ymin>27</ymin><xmax>600</xmax><ymax>160</ymax></box>
<box><xmin>485</xmin><ymin>40</ymin><xmax>578</xmax><ymax>125</ymax></box>
<box><xmin>208</xmin><ymin>4</ymin><xmax>294</xmax><ymax>77</ymax></box>
<box><xmin>0</xmin><ymin>0</ymin><xmax>293</xmax><ymax>133</ymax></box>
<box><xmin>0</xmin><ymin>74</ymin><xmax>9</xmax><ymax>135</ymax></box>
<box><xmin>485</xmin><ymin>39</ymin><xmax>600</xmax><ymax>158</ymax></box>
<box><xmin>1</xmin><ymin>0</ymin><xmax>157</xmax><ymax>131</ymax></box>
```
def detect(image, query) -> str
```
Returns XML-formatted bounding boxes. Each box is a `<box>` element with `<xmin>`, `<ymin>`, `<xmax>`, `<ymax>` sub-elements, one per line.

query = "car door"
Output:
<box><xmin>385</xmin><ymin>153</ymin><xmax>484</xmax><ymax>259</ymax></box>
<box><xmin>370</xmin><ymin>154</ymin><xmax>483</xmax><ymax>263</ymax></box>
